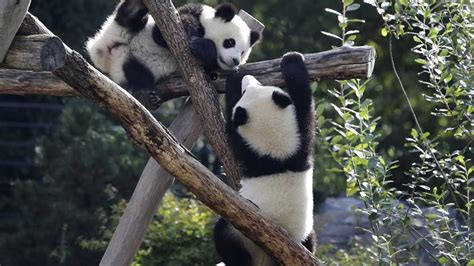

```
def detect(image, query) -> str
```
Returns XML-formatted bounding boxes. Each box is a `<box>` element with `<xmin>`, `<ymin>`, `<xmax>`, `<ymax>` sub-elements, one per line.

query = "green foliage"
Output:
<box><xmin>318</xmin><ymin>0</ymin><xmax>473</xmax><ymax>264</ymax></box>
<box><xmin>82</xmin><ymin>193</ymin><xmax>217</xmax><ymax>266</ymax></box>
<box><xmin>0</xmin><ymin>100</ymin><xmax>146</xmax><ymax>265</ymax></box>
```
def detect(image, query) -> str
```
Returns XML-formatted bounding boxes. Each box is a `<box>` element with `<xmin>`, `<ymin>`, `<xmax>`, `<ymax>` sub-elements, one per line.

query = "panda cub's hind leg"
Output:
<box><xmin>122</xmin><ymin>57</ymin><xmax>161</xmax><ymax>110</ymax></box>
<box><xmin>214</xmin><ymin>218</ymin><xmax>253</xmax><ymax>266</ymax></box>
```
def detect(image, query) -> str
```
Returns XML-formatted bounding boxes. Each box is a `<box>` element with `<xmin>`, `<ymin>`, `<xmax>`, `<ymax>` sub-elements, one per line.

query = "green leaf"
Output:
<box><xmin>343</xmin><ymin>0</ymin><xmax>354</xmax><ymax>5</ymax></box>
<box><xmin>381</xmin><ymin>27</ymin><xmax>389</xmax><ymax>37</ymax></box>
<box><xmin>321</xmin><ymin>31</ymin><xmax>343</xmax><ymax>41</ymax></box>
<box><xmin>438</xmin><ymin>257</ymin><xmax>449</xmax><ymax>264</ymax></box>
<box><xmin>324</xmin><ymin>8</ymin><xmax>342</xmax><ymax>16</ymax></box>
<box><xmin>414</xmin><ymin>58</ymin><xmax>427</xmax><ymax>64</ymax></box>
<box><xmin>467</xmin><ymin>260</ymin><xmax>474</xmax><ymax>266</ymax></box>
<box><xmin>347</xmin><ymin>4</ymin><xmax>360</xmax><ymax>12</ymax></box>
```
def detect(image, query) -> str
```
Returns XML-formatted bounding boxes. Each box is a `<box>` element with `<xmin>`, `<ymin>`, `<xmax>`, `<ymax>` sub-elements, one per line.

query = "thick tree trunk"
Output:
<box><xmin>0</xmin><ymin>0</ymin><xmax>31</xmax><ymax>62</ymax></box>
<box><xmin>0</xmin><ymin>46</ymin><xmax>375</xmax><ymax>99</ymax></box>
<box><xmin>1</xmin><ymin>34</ymin><xmax>66</xmax><ymax>71</ymax></box>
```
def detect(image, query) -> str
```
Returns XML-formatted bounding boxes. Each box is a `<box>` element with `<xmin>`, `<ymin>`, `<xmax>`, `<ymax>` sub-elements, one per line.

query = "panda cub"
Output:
<box><xmin>214</xmin><ymin>52</ymin><xmax>316</xmax><ymax>266</ymax></box>
<box><xmin>86</xmin><ymin>0</ymin><xmax>261</xmax><ymax>109</ymax></box>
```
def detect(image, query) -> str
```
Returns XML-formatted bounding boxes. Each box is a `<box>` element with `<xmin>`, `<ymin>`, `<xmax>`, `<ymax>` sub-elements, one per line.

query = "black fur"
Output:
<box><xmin>214</xmin><ymin>218</ymin><xmax>252</xmax><ymax>266</ymax></box>
<box><xmin>272</xmin><ymin>91</ymin><xmax>292</xmax><ymax>108</ymax></box>
<box><xmin>115</xmin><ymin>0</ymin><xmax>148</xmax><ymax>32</ymax></box>
<box><xmin>233</xmin><ymin>106</ymin><xmax>249</xmax><ymax>126</ymax></box>
<box><xmin>122</xmin><ymin>56</ymin><xmax>160</xmax><ymax>109</ymax></box>
<box><xmin>301</xmin><ymin>229</ymin><xmax>317</xmax><ymax>254</ymax></box>
<box><xmin>214</xmin><ymin>3</ymin><xmax>237</xmax><ymax>22</ymax></box>
<box><xmin>189</xmin><ymin>37</ymin><xmax>219</xmax><ymax>71</ymax></box>
<box><xmin>152</xmin><ymin>25</ymin><xmax>168</xmax><ymax>48</ymax></box>
<box><xmin>225</xmin><ymin>52</ymin><xmax>314</xmax><ymax>178</ymax></box>
<box><xmin>250</xmin><ymin>31</ymin><xmax>262</xmax><ymax>46</ymax></box>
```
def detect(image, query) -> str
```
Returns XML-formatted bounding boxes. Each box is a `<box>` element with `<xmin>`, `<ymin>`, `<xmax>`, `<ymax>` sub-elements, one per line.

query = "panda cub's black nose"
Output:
<box><xmin>232</xmin><ymin>58</ymin><xmax>240</xmax><ymax>66</ymax></box>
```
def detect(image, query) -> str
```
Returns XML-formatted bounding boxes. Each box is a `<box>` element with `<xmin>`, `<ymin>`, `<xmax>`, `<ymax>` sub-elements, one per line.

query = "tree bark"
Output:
<box><xmin>0</xmin><ymin>69</ymin><xmax>79</xmax><ymax>96</ymax></box>
<box><xmin>0</xmin><ymin>46</ymin><xmax>375</xmax><ymax>99</ymax></box>
<box><xmin>0</xmin><ymin>0</ymin><xmax>31</xmax><ymax>62</ymax></box>
<box><xmin>100</xmin><ymin>100</ymin><xmax>204</xmax><ymax>266</ymax></box>
<box><xmin>1</xmin><ymin>34</ymin><xmax>66</xmax><ymax>71</ymax></box>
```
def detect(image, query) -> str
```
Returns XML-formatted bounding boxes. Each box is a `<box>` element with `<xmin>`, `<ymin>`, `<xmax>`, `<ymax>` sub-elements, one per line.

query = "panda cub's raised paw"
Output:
<box><xmin>280</xmin><ymin>52</ymin><xmax>307</xmax><ymax>81</ymax></box>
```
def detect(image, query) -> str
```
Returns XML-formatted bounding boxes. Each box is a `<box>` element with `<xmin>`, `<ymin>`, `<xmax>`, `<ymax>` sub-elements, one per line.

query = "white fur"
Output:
<box><xmin>229</xmin><ymin>169</ymin><xmax>313</xmax><ymax>266</ymax></box>
<box><xmin>86</xmin><ymin>15</ymin><xmax>131</xmax><ymax>84</ymax></box>
<box><xmin>129</xmin><ymin>18</ymin><xmax>178</xmax><ymax>80</ymax></box>
<box><xmin>200</xmin><ymin>5</ymin><xmax>253</xmax><ymax>70</ymax></box>
<box><xmin>86</xmin><ymin>15</ymin><xmax>177</xmax><ymax>84</ymax></box>
<box><xmin>233</xmin><ymin>76</ymin><xmax>300</xmax><ymax>160</ymax></box>
<box><xmin>240</xmin><ymin>169</ymin><xmax>314</xmax><ymax>240</ymax></box>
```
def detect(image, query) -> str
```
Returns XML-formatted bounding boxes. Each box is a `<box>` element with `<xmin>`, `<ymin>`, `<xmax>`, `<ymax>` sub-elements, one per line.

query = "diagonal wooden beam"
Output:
<box><xmin>101</xmin><ymin>100</ymin><xmax>203</xmax><ymax>266</ymax></box>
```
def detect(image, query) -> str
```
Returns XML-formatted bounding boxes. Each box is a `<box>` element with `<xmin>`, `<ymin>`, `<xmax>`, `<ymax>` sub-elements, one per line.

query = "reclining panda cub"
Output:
<box><xmin>215</xmin><ymin>52</ymin><xmax>316</xmax><ymax>266</ymax></box>
<box><xmin>87</xmin><ymin>0</ymin><xmax>261</xmax><ymax>109</ymax></box>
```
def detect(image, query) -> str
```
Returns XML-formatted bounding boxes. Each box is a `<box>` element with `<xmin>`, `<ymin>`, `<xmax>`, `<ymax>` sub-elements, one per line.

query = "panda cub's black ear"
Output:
<box><xmin>215</xmin><ymin>3</ymin><xmax>236</xmax><ymax>22</ymax></box>
<box><xmin>233</xmin><ymin>106</ymin><xmax>248</xmax><ymax>127</ymax></box>
<box><xmin>272</xmin><ymin>91</ymin><xmax>292</xmax><ymax>108</ymax></box>
<box><xmin>250</xmin><ymin>31</ymin><xmax>262</xmax><ymax>46</ymax></box>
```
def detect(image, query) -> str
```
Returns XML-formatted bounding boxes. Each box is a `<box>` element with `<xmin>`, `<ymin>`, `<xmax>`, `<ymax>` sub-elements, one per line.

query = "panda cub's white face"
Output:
<box><xmin>200</xmin><ymin>6</ymin><xmax>254</xmax><ymax>70</ymax></box>
<box><xmin>233</xmin><ymin>75</ymin><xmax>301</xmax><ymax>160</ymax></box>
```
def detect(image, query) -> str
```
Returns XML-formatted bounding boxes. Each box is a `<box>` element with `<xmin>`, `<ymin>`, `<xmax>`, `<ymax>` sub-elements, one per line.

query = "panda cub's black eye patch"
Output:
<box><xmin>223</xmin><ymin>39</ymin><xmax>236</xmax><ymax>48</ymax></box>
<box><xmin>272</xmin><ymin>91</ymin><xmax>293</xmax><ymax>108</ymax></box>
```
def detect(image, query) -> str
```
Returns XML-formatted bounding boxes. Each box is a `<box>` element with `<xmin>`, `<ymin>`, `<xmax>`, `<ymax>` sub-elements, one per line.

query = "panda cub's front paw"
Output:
<box><xmin>188</xmin><ymin>36</ymin><xmax>202</xmax><ymax>56</ymax></box>
<box><xmin>280</xmin><ymin>52</ymin><xmax>307</xmax><ymax>80</ymax></box>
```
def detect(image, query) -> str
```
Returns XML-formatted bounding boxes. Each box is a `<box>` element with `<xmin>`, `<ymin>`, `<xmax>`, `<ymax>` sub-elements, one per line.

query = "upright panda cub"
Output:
<box><xmin>87</xmin><ymin>0</ymin><xmax>261</xmax><ymax>109</ymax></box>
<box><xmin>214</xmin><ymin>52</ymin><xmax>316</xmax><ymax>266</ymax></box>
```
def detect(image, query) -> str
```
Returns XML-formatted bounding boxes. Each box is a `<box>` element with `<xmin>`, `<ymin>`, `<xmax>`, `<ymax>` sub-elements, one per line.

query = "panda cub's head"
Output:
<box><xmin>201</xmin><ymin>4</ymin><xmax>262</xmax><ymax>70</ymax></box>
<box><xmin>229</xmin><ymin>75</ymin><xmax>300</xmax><ymax>160</ymax></box>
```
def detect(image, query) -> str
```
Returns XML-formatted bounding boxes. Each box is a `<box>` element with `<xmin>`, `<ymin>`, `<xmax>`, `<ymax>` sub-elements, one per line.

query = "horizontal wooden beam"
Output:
<box><xmin>0</xmin><ymin>69</ymin><xmax>77</xmax><ymax>96</ymax></box>
<box><xmin>0</xmin><ymin>46</ymin><xmax>375</xmax><ymax>100</ymax></box>
<box><xmin>1</xmin><ymin>34</ymin><xmax>66</xmax><ymax>71</ymax></box>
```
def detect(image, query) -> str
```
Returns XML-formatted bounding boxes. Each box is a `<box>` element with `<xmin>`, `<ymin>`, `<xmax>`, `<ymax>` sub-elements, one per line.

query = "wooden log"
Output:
<box><xmin>0</xmin><ymin>46</ymin><xmax>376</xmax><ymax>99</ymax></box>
<box><xmin>1</xmin><ymin>34</ymin><xmax>66</xmax><ymax>71</ymax></box>
<box><xmin>0</xmin><ymin>0</ymin><xmax>31</xmax><ymax>62</ymax></box>
<box><xmin>101</xmin><ymin>100</ymin><xmax>203</xmax><ymax>266</ymax></box>
<box><xmin>0</xmin><ymin>69</ymin><xmax>79</xmax><ymax>96</ymax></box>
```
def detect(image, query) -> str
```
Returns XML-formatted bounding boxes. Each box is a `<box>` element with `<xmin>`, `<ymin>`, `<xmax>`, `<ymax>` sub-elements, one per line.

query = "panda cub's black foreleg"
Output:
<box><xmin>280</xmin><ymin>52</ymin><xmax>312</xmax><ymax>113</ymax></box>
<box><xmin>114</xmin><ymin>0</ymin><xmax>149</xmax><ymax>32</ymax></box>
<box><xmin>189</xmin><ymin>37</ymin><xmax>219</xmax><ymax>72</ymax></box>
<box><xmin>214</xmin><ymin>218</ymin><xmax>253</xmax><ymax>266</ymax></box>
